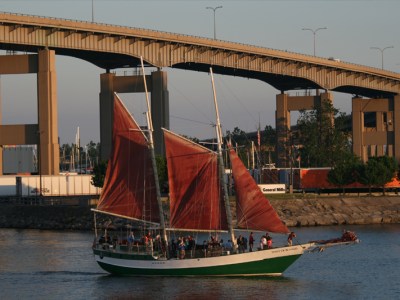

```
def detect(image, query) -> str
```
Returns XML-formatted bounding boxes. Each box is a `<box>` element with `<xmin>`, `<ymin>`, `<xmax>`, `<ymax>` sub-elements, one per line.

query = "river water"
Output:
<box><xmin>0</xmin><ymin>224</ymin><xmax>399</xmax><ymax>300</ymax></box>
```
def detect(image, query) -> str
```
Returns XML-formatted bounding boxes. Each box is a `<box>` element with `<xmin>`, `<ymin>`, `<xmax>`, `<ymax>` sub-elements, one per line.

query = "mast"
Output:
<box><xmin>209</xmin><ymin>67</ymin><xmax>236</xmax><ymax>250</ymax></box>
<box><xmin>140</xmin><ymin>57</ymin><xmax>168</xmax><ymax>248</ymax></box>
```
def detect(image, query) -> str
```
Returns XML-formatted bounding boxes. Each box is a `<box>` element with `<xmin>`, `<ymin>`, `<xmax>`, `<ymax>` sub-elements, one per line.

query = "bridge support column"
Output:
<box><xmin>0</xmin><ymin>97</ymin><xmax>2</xmax><ymax>175</ymax></box>
<box><xmin>150</xmin><ymin>70</ymin><xmax>169</xmax><ymax>156</ymax></box>
<box><xmin>0</xmin><ymin>50</ymin><xmax>59</xmax><ymax>175</ymax></box>
<box><xmin>99</xmin><ymin>73</ymin><xmax>115</xmax><ymax>161</ymax></box>
<box><xmin>394</xmin><ymin>95</ymin><xmax>400</xmax><ymax>162</ymax></box>
<box><xmin>99</xmin><ymin>70</ymin><xmax>169</xmax><ymax>160</ymax></box>
<box><xmin>276</xmin><ymin>92</ymin><xmax>333</xmax><ymax>168</ymax></box>
<box><xmin>276</xmin><ymin>93</ymin><xmax>290</xmax><ymax>168</ymax></box>
<box><xmin>352</xmin><ymin>98</ymin><xmax>365</xmax><ymax>161</ymax></box>
<box><xmin>37</xmin><ymin>49</ymin><xmax>60</xmax><ymax>175</ymax></box>
<box><xmin>352</xmin><ymin>96</ymin><xmax>400</xmax><ymax>162</ymax></box>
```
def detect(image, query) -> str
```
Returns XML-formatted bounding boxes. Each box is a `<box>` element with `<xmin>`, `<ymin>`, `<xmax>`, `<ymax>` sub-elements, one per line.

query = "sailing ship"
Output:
<box><xmin>92</xmin><ymin>67</ymin><xmax>357</xmax><ymax>276</ymax></box>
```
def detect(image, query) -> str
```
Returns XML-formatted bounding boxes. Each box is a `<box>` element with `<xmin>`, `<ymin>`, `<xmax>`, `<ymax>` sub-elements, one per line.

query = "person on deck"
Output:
<box><xmin>237</xmin><ymin>235</ymin><xmax>245</xmax><ymax>253</ymax></box>
<box><xmin>249</xmin><ymin>232</ymin><xmax>254</xmax><ymax>252</ymax></box>
<box><xmin>224</xmin><ymin>240</ymin><xmax>233</xmax><ymax>252</ymax></box>
<box><xmin>266</xmin><ymin>235</ymin><xmax>273</xmax><ymax>249</ymax></box>
<box><xmin>178</xmin><ymin>240</ymin><xmax>186</xmax><ymax>259</ymax></box>
<box><xmin>128</xmin><ymin>232</ymin><xmax>135</xmax><ymax>249</ymax></box>
<box><xmin>260</xmin><ymin>236</ymin><xmax>267</xmax><ymax>250</ymax></box>
<box><xmin>287</xmin><ymin>232</ymin><xmax>296</xmax><ymax>246</ymax></box>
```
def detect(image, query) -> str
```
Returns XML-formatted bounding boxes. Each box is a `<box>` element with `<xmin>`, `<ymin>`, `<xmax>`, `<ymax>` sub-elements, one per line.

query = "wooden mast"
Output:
<box><xmin>209</xmin><ymin>67</ymin><xmax>237</xmax><ymax>251</ymax></box>
<box><xmin>140</xmin><ymin>57</ymin><xmax>168</xmax><ymax>251</ymax></box>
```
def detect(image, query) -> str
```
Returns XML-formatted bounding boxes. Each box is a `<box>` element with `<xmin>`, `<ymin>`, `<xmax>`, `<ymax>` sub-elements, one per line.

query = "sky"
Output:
<box><xmin>0</xmin><ymin>0</ymin><xmax>399</xmax><ymax>146</ymax></box>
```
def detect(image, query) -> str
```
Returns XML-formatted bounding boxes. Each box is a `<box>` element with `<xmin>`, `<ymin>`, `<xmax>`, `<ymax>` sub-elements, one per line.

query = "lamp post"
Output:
<box><xmin>302</xmin><ymin>27</ymin><xmax>327</xmax><ymax>56</ymax></box>
<box><xmin>37</xmin><ymin>130</ymin><xmax>43</xmax><ymax>197</ymax></box>
<box><xmin>370</xmin><ymin>46</ymin><xmax>394</xmax><ymax>69</ymax></box>
<box><xmin>92</xmin><ymin>0</ymin><xmax>94</xmax><ymax>22</ymax></box>
<box><xmin>206</xmin><ymin>6</ymin><xmax>222</xmax><ymax>39</ymax></box>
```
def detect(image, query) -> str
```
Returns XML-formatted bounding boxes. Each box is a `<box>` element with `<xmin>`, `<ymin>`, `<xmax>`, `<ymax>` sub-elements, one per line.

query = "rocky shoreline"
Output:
<box><xmin>0</xmin><ymin>196</ymin><xmax>399</xmax><ymax>231</ymax></box>
<box><xmin>270</xmin><ymin>196</ymin><xmax>400</xmax><ymax>227</ymax></box>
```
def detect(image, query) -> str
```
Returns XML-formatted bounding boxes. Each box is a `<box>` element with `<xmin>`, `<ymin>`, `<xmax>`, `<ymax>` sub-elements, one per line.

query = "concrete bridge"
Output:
<box><xmin>0</xmin><ymin>12</ymin><xmax>399</xmax><ymax>174</ymax></box>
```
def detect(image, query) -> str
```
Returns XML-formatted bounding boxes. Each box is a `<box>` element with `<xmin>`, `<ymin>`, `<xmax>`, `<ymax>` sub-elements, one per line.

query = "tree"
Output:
<box><xmin>263</xmin><ymin>125</ymin><xmax>276</xmax><ymax>146</ymax></box>
<box><xmin>156</xmin><ymin>154</ymin><xmax>168</xmax><ymax>194</ymax></box>
<box><xmin>358</xmin><ymin>156</ymin><xmax>398</xmax><ymax>195</ymax></box>
<box><xmin>86</xmin><ymin>141</ymin><xmax>99</xmax><ymax>167</ymax></box>
<box><xmin>91</xmin><ymin>160</ymin><xmax>108</xmax><ymax>188</ymax></box>
<box><xmin>297</xmin><ymin>100</ymin><xmax>351</xmax><ymax>167</ymax></box>
<box><xmin>327</xmin><ymin>153</ymin><xmax>362</xmax><ymax>195</ymax></box>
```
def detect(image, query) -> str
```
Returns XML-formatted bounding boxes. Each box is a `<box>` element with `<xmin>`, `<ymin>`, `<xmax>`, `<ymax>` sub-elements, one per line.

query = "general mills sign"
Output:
<box><xmin>258</xmin><ymin>184</ymin><xmax>286</xmax><ymax>194</ymax></box>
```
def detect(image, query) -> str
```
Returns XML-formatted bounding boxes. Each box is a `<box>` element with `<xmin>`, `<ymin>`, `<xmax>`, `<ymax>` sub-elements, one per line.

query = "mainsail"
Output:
<box><xmin>164</xmin><ymin>129</ymin><xmax>228</xmax><ymax>231</ymax></box>
<box><xmin>96</xmin><ymin>94</ymin><xmax>160</xmax><ymax>224</ymax></box>
<box><xmin>229</xmin><ymin>147</ymin><xmax>290</xmax><ymax>233</ymax></box>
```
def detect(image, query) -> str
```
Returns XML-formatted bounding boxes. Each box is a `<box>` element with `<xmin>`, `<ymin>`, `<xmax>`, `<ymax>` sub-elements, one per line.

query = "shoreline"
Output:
<box><xmin>270</xmin><ymin>195</ymin><xmax>400</xmax><ymax>227</ymax></box>
<box><xmin>0</xmin><ymin>195</ymin><xmax>399</xmax><ymax>231</ymax></box>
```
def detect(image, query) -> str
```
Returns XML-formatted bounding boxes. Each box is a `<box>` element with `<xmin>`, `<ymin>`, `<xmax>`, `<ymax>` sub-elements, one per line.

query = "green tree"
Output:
<box><xmin>86</xmin><ymin>141</ymin><xmax>99</xmax><ymax>167</ymax></box>
<box><xmin>358</xmin><ymin>156</ymin><xmax>397</xmax><ymax>195</ymax></box>
<box><xmin>263</xmin><ymin>125</ymin><xmax>276</xmax><ymax>146</ymax></box>
<box><xmin>91</xmin><ymin>160</ymin><xmax>108</xmax><ymax>187</ymax></box>
<box><xmin>297</xmin><ymin>100</ymin><xmax>351</xmax><ymax>167</ymax></box>
<box><xmin>327</xmin><ymin>153</ymin><xmax>362</xmax><ymax>195</ymax></box>
<box><xmin>262</xmin><ymin>125</ymin><xmax>277</xmax><ymax>166</ymax></box>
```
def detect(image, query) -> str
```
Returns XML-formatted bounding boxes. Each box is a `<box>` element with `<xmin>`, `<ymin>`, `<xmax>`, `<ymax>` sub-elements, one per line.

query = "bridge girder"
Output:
<box><xmin>0</xmin><ymin>12</ymin><xmax>398</xmax><ymax>98</ymax></box>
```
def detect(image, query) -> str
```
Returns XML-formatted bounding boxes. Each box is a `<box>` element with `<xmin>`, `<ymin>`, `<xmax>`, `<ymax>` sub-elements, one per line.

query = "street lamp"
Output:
<box><xmin>302</xmin><ymin>27</ymin><xmax>327</xmax><ymax>56</ymax></box>
<box><xmin>92</xmin><ymin>0</ymin><xmax>95</xmax><ymax>22</ymax></box>
<box><xmin>370</xmin><ymin>46</ymin><xmax>394</xmax><ymax>69</ymax></box>
<box><xmin>206</xmin><ymin>6</ymin><xmax>223</xmax><ymax>39</ymax></box>
<box><xmin>37</xmin><ymin>130</ymin><xmax>44</xmax><ymax>197</ymax></box>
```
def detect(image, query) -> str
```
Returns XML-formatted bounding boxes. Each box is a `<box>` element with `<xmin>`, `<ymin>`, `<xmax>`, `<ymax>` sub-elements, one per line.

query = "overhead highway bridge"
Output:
<box><xmin>0</xmin><ymin>12</ymin><xmax>399</xmax><ymax>173</ymax></box>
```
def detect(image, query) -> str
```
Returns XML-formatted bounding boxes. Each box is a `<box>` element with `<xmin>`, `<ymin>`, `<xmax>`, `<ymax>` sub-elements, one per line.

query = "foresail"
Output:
<box><xmin>229</xmin><ymin>147</ymin><xmax>290</xmax><ymax>234</ymax></box>
<box><xmin>96</xmin><ymin>94</ymin><xmax>160</xmax><ymax>224</ymax></box>
<box><xmin>163</xmin><ymin>129</ymin><xmax>228</xmax><ymax>231</ymax></box>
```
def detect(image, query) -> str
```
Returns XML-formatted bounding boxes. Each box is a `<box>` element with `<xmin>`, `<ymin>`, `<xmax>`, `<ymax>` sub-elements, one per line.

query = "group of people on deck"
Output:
<box><xmin>102</xmin><ymin>229</ymin><xmax>297</xmax><ymax>257</ymax></box>
<box><xmin>238</xmin><ymin>231</ymin><xmax>297</xmax><ymax>252</ymax></box>
<box><xmin>258</xmin><ymin>232</ymin><xmax>273</xmax><ymax>250</ymax></box>
<box><xmin>170</xmin><ymin>236</ymin><xmax>196</xmax><ymax>259</ymax></box>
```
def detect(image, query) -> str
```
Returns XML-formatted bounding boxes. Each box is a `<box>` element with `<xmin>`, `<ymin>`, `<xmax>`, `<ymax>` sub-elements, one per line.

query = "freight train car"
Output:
<box><xmin>299</xmin><ymin>168</ymin><xmax>400</xmax><ymax>192</ymax></box>
<box><xmin>0</xmin><ymin>174</ymin><xmax>101</xmax><ymax>197</ymax></box>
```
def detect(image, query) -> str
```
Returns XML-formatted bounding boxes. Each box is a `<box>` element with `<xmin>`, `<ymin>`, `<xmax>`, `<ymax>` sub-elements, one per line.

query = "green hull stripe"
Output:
<box><xmin>96</xmin><ymin>254</ymin><xmax>302</xmax><ymax>276</ymax></box>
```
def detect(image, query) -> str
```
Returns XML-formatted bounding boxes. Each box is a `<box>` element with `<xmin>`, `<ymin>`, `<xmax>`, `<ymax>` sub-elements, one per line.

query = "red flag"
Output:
<box><xmin>257</xmin><ymin>129</ymin><xmax>261</xmax><ymax>147</ymax></box>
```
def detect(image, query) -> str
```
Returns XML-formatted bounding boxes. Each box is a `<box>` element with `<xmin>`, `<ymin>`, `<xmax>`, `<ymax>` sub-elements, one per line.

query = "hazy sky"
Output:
<box><xmin>1</xmin><ymin>0</ymin><xmax>399</xmax><ymax>146</ymax></box>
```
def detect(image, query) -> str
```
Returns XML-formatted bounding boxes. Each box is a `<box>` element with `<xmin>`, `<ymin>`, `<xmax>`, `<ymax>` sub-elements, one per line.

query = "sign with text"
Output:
<box><xmin>258</xmin><ymin>184</ymin><xmax>286</xmax><ymax>194</ymax></box>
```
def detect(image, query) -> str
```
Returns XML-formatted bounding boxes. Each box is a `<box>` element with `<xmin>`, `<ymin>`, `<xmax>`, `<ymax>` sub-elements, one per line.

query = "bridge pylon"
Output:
<box><xmin>352</xmin><ymin>95</ymin><xmax>400</xmax><ymax>162</ymax></box>
<box><xmin>99</xmin><ymin>70</ymin><xmax>169</xmax><ymax>161</ymax></box>
<box><xmin>0</xmin><ymin>49</ymin><xmax>59</xmax><ymax>175</ymax></box>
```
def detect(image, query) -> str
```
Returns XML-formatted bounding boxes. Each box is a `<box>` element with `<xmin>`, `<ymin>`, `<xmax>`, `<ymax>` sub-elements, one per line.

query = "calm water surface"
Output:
<box><xmin>0</xmin><ymin>224</ymin><xmax>399</xmax><ymax>300</ymax></box>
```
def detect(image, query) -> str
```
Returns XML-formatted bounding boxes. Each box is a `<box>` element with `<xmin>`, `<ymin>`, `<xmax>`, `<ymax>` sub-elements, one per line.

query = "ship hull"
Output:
<box><xmin>93</xmin><ymin>244</ymin><xmax>311</xmax><ymax>276</ymax></box>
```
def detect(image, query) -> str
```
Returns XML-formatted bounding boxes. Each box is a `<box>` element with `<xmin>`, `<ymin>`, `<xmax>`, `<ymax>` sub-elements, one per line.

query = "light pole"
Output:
<box><xmin>302</xmin><ymin>27</ymin><xmax>327</xmax><ymax>56</ymax></box>
<box><xmin>92</xmin><ymin>0</ymin><xmax>94</xmax><ymax>22</ymax></box>
<box><xmin>37</xmin><ymin>130</ymin><xmax>43</xmax><ymax>197</ymax></box>
<box><xmin>370</xmin><ymin>46</ymin><xmax>394</xmax><ymax>69</ymax></box>
<box><xmin>206</xmin><ymin>6</ymin><xmax>222</xmax><ymax>39</ymax></box>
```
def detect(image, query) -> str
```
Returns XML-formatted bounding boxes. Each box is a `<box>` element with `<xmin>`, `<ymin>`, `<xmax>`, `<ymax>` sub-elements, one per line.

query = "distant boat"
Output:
<box><xmin>91</xmin><ymin>66</ymin><xmax>358</xmax><ymax>276</ymax></box>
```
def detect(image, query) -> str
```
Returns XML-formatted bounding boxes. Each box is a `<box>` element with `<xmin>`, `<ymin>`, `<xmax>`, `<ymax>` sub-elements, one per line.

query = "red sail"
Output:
<box><xmin>229</xmin><ymin>147</ymin><xmax>289</xmax><ymax>233</ymax></box>
<box><xmin>164</xmin><ymin>129</ymin><xmax>228</xmax><ymax>231</ymax></box>
<box><xmin>96</xmin><ymin>95</ymin><xmax>160</xmax><ymax>223</ymax></box>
